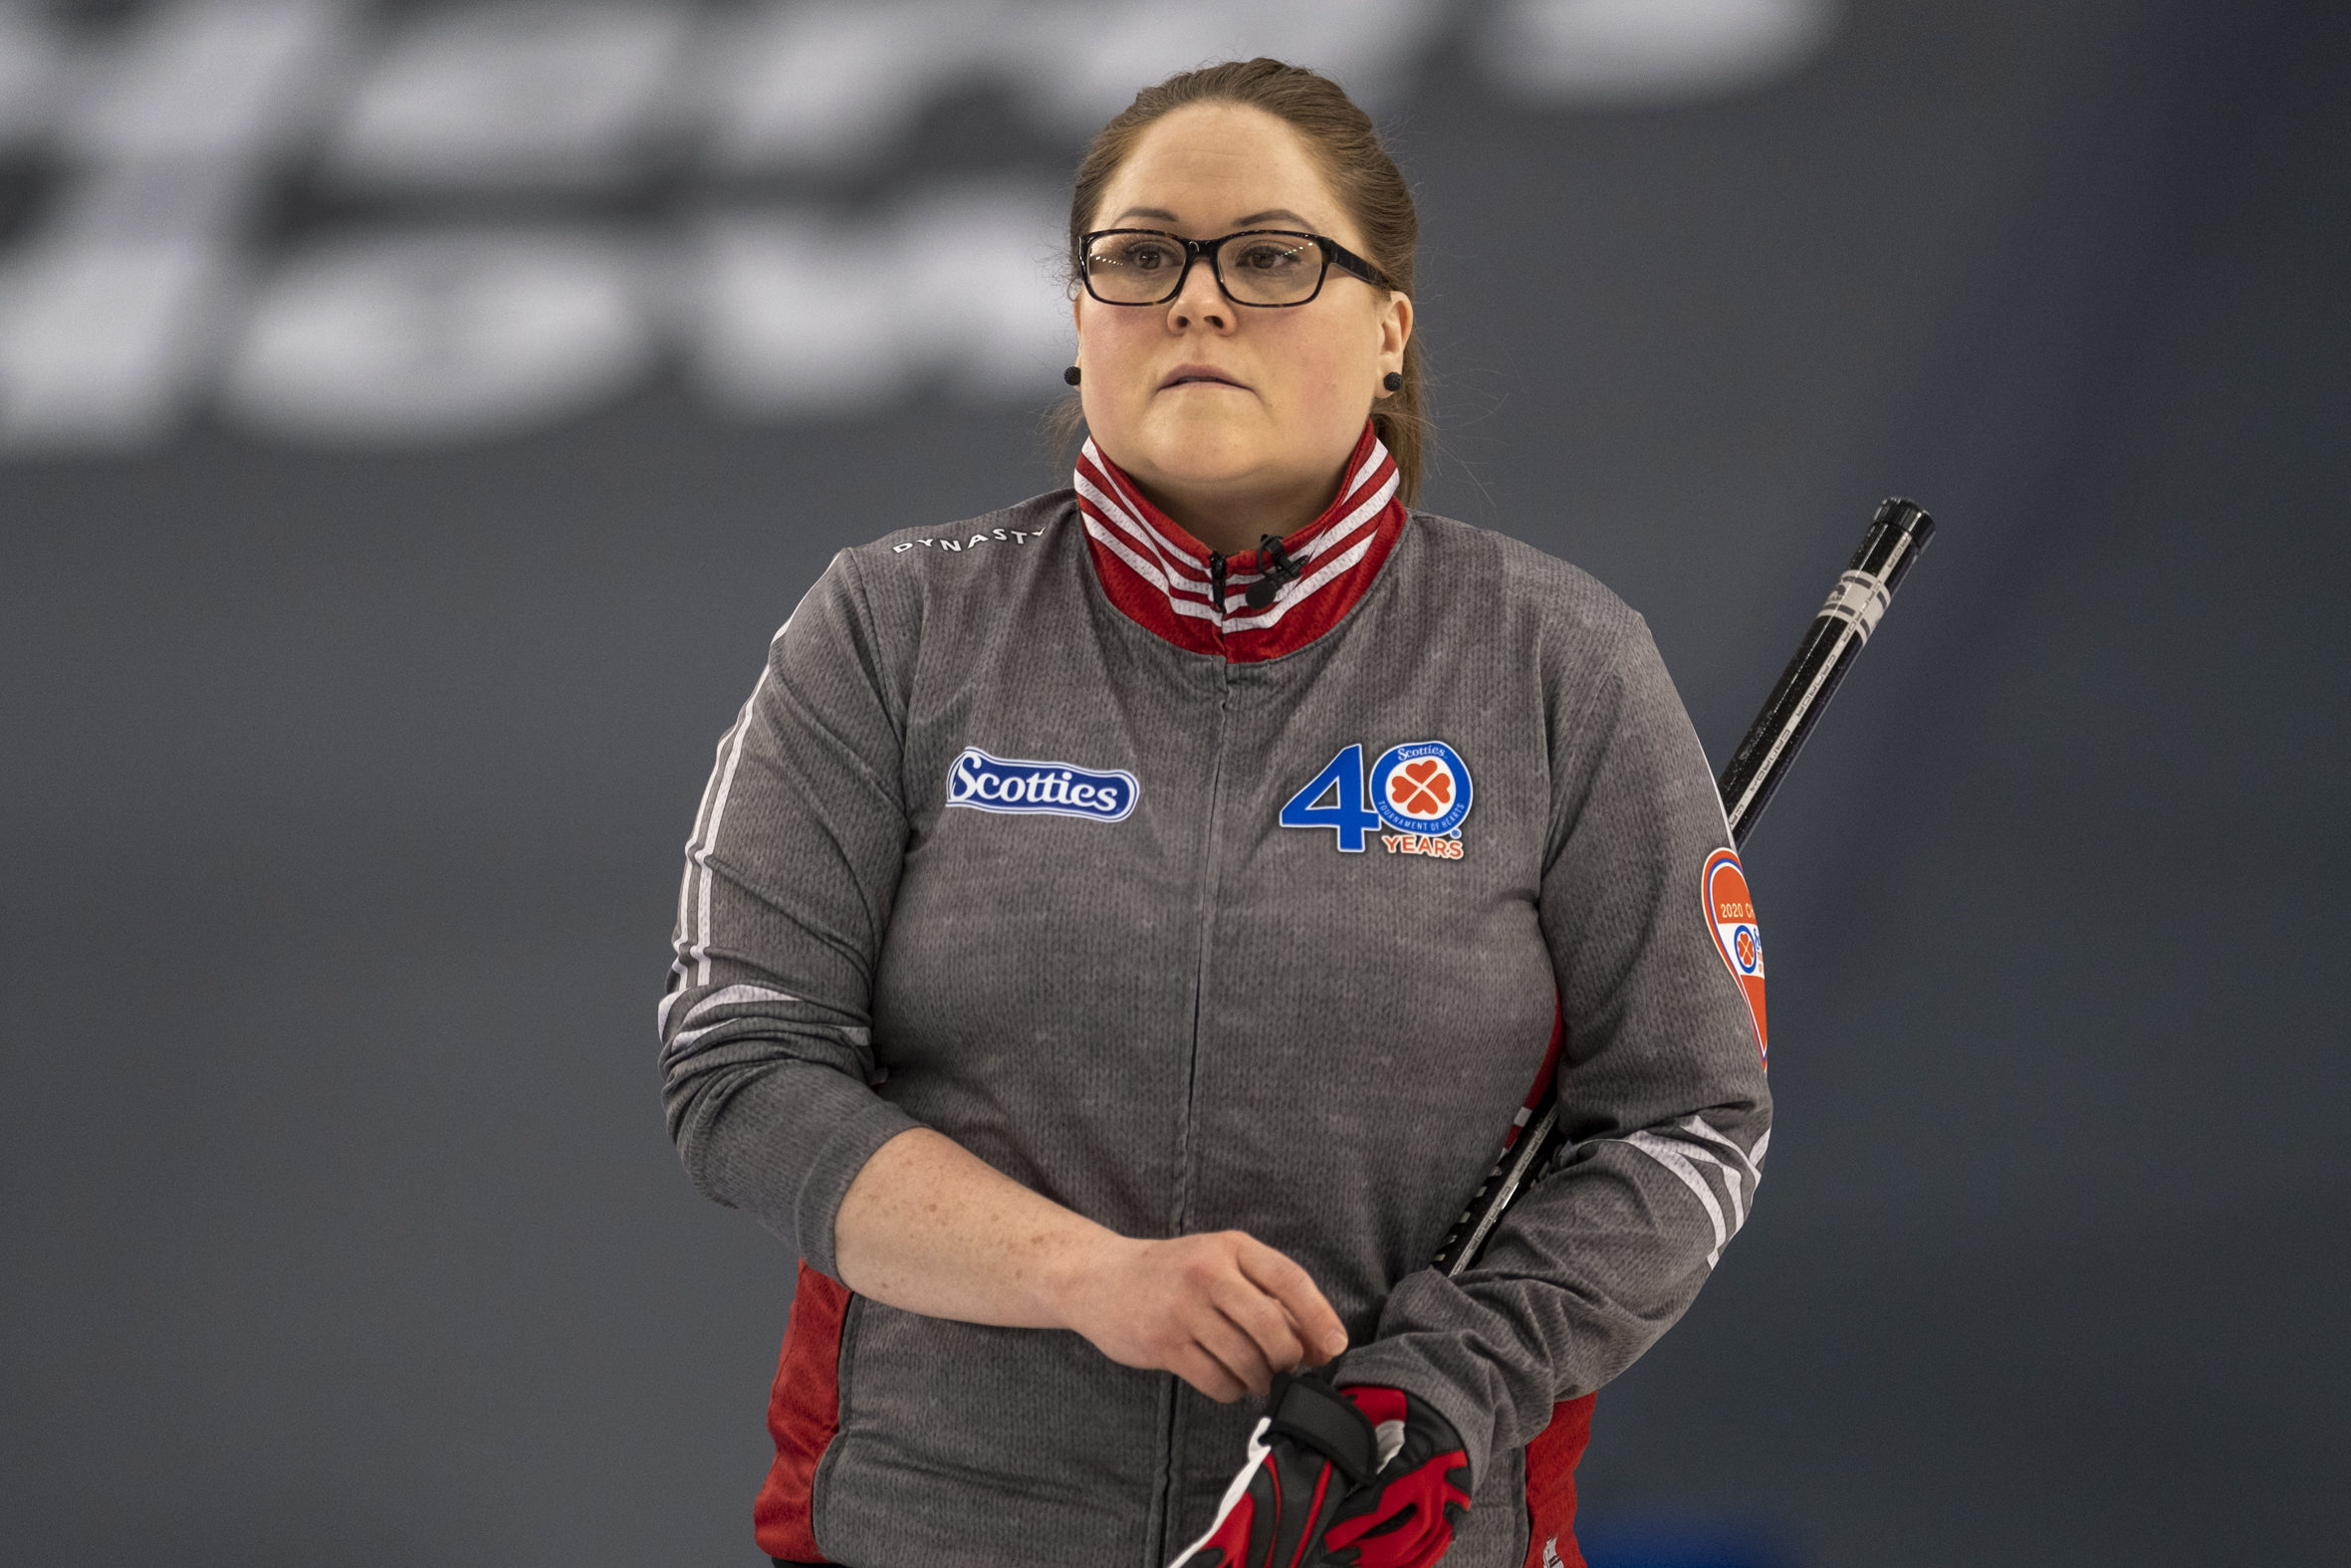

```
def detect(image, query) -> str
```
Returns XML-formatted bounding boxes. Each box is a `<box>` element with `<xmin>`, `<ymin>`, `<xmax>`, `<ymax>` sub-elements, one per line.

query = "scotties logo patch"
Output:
<box><xmin>944</xmin><ymin>747</ymin><xmax>1137</xmax><ymax>822</ymax></box>
<box><xmin>1702</xmin><ymin>847</ymin><xmax>1767</xmax><ymax>1062</ymax></box>
<box><xmin>1370</xmin><ymin>742</ymin><xmax>1472</xmax><ymax>836</ymax></box>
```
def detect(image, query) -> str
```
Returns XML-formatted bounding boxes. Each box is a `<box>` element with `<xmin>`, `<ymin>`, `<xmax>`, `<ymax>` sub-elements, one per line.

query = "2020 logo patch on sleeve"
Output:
<box><xmin>1702</xmin><ymin>847</ymin><xmax>1767</xmax><ymax>1063</ymax></box>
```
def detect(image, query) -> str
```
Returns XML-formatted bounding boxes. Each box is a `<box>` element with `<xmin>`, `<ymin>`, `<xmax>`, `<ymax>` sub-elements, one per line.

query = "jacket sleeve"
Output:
<box><xmin>658</xmin><ymin>551</ymin><xmax>923</xmax><ymax>1282</ymax></box>
<box><xmin>1337</xmin><ymin>614</ymin><xmax>1772</xmax><ymax>1486</ymax></box>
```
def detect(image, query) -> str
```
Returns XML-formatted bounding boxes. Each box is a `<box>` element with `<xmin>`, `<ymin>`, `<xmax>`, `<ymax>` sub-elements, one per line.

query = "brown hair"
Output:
<box><xmin>1051</xmin><ymin>58</ymin><xmax>1429</xmax><ymax>506</ymax></box>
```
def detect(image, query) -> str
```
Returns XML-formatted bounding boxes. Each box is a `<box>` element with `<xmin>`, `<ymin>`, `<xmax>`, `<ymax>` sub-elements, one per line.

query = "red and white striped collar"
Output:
<box><xmin>1073</xmin><ymin>422</ymin><xmax>1408</xmax><ymax>662</ymax></box>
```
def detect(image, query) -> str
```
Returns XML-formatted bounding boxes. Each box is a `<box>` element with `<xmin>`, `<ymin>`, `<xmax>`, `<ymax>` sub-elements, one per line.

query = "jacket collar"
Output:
<box><xmin>1073</xmin><ymin>422</ymin><xmax>1407</xmax><ymax>662</ymax></box>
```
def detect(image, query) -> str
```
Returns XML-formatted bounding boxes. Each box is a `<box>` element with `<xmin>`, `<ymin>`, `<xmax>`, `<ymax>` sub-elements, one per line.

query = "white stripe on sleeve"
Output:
<box><xmin>1625</xmin><ymin>1129</ymin><xmax>1731</xmax><ymax>1267</ymax></box>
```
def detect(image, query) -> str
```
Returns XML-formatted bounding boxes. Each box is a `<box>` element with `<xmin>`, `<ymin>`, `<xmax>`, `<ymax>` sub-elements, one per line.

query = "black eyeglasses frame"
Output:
<box><xmin>1076</xmin><ymin>228</ymin><xmax>1396</xmax><ymax>309</ymax></box>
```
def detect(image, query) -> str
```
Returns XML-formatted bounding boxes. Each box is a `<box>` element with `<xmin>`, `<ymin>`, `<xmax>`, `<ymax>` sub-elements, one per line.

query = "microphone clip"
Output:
<box><xmin>1243</xmin><ymin>535</ymin><xmax>1303</xmax><ymax>609</ymax></box>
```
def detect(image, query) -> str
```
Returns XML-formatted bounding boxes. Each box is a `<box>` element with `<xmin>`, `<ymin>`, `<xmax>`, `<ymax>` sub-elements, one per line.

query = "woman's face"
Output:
<box><xmin>1073</xmin><ymin>104</ymin><xmax>1411</xmax><ymax>535</ymax></box>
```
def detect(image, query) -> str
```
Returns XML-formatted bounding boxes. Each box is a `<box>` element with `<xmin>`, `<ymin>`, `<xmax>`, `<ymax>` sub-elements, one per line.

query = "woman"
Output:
<box><xmin>661</xmin><ymin>59</ymin><xmax>1769</xmax><ymax>1568</ymax></box>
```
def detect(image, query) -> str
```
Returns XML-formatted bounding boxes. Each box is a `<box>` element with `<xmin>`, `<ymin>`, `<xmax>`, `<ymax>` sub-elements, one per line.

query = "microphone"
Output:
<box><xmin>1244</xmin><ymin>535</ymin><xmax>1302</xmax><ymax>608</ymax></box>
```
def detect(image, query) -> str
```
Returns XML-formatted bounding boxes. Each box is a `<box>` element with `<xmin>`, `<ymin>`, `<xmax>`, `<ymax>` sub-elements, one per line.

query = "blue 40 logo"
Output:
<box><xmin>1279</xmin><ymin>741</ymin><xmax>1474</xmax><ymax>852</ymax></box>
<box><xmin>1278</xmin><ymin>745</ymin><xmax>1385</xmax><ymax>851</ymax></box>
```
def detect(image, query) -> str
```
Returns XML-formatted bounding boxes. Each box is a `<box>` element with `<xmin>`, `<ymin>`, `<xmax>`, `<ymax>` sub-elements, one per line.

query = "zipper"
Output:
<box><xmin>1153</xmin><ymin>655</ymin><xmax>1236</xmax><ymax>1563</ymax></box>
<box><xmin>810</xmin><ymin>1290</ymin><xmax>866</xmax><ymax>1544</ymax></box>
<box><xmin>1207</xmin><ymin>552</ymin><xmax>1228</xmax><ymax>626</ymax></box>
<box><xmin>1175</xmin><ymin>669</ymin><xmax>1232</xmax><ymax>1233</ymax></box>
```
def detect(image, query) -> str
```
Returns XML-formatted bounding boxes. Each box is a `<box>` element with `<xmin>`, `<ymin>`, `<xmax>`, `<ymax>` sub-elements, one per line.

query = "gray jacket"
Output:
<box><xmin>660</xmin><ymin>481</ymin><xmax>1770</xmax><ymax>1568</ymax></box>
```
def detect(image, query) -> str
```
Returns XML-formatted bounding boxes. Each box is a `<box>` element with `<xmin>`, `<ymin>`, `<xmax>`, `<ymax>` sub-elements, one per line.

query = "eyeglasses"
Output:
<box><xmin>1078</xmin><ymin>228</ymin><xmax>1395</xmax><ymax>308</ymax></box>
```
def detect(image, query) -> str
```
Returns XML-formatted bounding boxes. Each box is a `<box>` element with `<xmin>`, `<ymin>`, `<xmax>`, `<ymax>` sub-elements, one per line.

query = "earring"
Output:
<box><xmin>1063</xmin><ymin>365</ymin><xmax>1082</xmax><ymax>386</ymax></box>
<box><xmin>1381</xmin><ymin>370</ymin><xmax>1403</xmax><ymax>392</ymax></box>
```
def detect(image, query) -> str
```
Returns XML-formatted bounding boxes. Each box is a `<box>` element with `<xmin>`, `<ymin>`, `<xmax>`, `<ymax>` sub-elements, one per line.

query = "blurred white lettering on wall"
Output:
<box><xmin>1480</xmin><ymin>0</ymin><xmax>1840</xmax><ymax>104</ymax></box>
<box><xmin>691</xmin><ymin>181</ymin><xmax>1067</xmax><ymax>415</ymax></box>
<box><xmin>0</xmin><ymin>4</ymin><xmax>63</xmax><ymax>148</ymax></box>
<box><xmin>224</xmin><ymin>228</ymin><xmax>655</xmax><ymax>440</ymax></box>
<box><xmin>328</xmin><ymin>2</ymin><xmax>691</xmax><ymax>188</ymax></box>
<box><xmin>0</xmin><ymin>0</ymin><xmax>1841</xmax><ymax>457</ymax></box>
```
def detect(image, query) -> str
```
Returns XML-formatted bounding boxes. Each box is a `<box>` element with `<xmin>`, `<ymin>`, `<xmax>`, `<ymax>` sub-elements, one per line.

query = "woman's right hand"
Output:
<box><xmin>1051</xmin><ymin>1231</ymin><xmax>1350</xmax><ymax>1404</ymax></box>
<box><xmin>835</xmin><ymin>1130</ymin><xmax>1346</xmax><ymax>1403</ymax></box>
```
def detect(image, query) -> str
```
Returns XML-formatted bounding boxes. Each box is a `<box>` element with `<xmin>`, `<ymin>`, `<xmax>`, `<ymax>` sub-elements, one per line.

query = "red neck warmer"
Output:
<box><xmin>1073</xmin><ymin>421</ymin><xmax>1408</xmax><ymax>662</ymax></box>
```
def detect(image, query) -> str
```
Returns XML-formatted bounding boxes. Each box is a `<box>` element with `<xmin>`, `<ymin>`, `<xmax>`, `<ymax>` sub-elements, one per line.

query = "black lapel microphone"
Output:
<box><xmin>1243</xmin><ymin>535</ymin><xmax>1303</xmax><ymax>609</ymax></box>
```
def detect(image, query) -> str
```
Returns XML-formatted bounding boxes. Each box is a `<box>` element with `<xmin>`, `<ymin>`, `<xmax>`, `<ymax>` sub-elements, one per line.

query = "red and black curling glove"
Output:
<box><xmin>1317</xmin><ymin>1384</ymin><xmax>1473</xmax><ymax>1568</ymax></box>
<box><xmin>1168</xmin><ymin>1371</ymin><xmax>1471</xmax><ymax>1568</ymax></box>
<box><xmin>1167</xmin><ymin>1369</ymin><xmax>1374</xmax><ymax>1568</ymax></box>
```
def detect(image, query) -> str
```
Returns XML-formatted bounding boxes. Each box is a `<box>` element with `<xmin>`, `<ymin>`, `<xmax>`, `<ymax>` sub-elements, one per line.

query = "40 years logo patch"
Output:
<box><xmin>1280</xmin><ymin>741</ymin><xmax>1473</xmax><ymax>858</ymax></box>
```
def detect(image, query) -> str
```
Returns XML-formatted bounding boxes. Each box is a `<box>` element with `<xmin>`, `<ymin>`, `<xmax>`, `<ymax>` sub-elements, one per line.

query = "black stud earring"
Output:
<box><xmin>1381</xmin><ymin>370</ymin><xmax>1403</xmax><ymax>392</ymax></box>
<box><xmin>1063</xmin><ymin>365</ymin><xmax>1082</xmax><ymax>386</ymax></box>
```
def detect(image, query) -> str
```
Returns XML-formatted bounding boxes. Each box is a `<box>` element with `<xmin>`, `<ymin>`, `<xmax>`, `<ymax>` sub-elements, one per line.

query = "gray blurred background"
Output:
<box><xmin>2</xmin><ymin>2</ymin><xmax>2345</xmax><ymax>1564</ymax></box>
